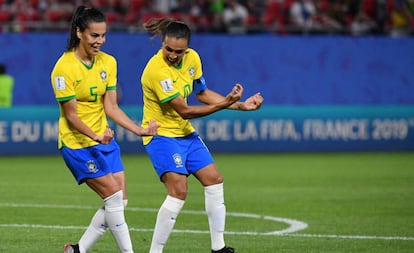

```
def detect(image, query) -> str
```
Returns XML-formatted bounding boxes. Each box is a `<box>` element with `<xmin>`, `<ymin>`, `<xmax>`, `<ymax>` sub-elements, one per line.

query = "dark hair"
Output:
<box><xmin>143</xmin><ymin>17</ymin><xmax>191</xmax><ymax>45</ymax></box>
<box><xmin>66</xmin><ymin>6</ymin><xmax>106</xmax><ymax>51</ymax></box>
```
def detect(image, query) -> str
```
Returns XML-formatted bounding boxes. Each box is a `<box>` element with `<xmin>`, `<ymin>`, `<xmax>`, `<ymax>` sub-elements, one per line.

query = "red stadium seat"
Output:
<box><xmin>29</xmin><ymin>0</ymin><xmax>39</xmax><ymax>8</ymax></box>
<box><xmin>131</xmin><ymin>0</ymin><xmax>144</xmax><ymax>12</ymax></box>
<box><xmin>140</xmin><ymin>12</ymin><xmax>164</xmax><ymax>24</ymax></box>
<box><xmin>125</xmin><ymin>11</ymin><xmax>138</xmax><ymax>24</ymax></box>
<box><xmin>106</xmin><ymin>12</ymin><xmax>120</xmax><ymax>24</ymax></box>
<box><xmin>46</xmin><ymin>10</ymin><xmax>63</xmax><ymax>22</ymax></box>
<box><xmin>0</xmin><ymin>10</ymin><xmax>12</xmax><ymax>22</ymax></box>
<box><xmin>363</xmin><ymin>0</ymin><xmax>377</xmax><ymax>19</ymax></box>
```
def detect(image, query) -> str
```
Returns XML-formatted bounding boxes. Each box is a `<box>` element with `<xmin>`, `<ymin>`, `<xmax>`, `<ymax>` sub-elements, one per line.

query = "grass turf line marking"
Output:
<box><xmin>0</xmin><ymin>202</ymin><xmax>307</xmax><ymax>235</ymax></box>
<box><xmin>1</xmin><ymin>224</ymin><xmax>413</xmax><ymax>241</ymax></box>
<box><xmin>285</xmin><ymin>233</ymin><xmax>414</xmax><ymax>241</ymax></box>
<box><xmin>1</xmin><ymin>203</ymin><xmax>414</xmax><ymax>241</ymax></box>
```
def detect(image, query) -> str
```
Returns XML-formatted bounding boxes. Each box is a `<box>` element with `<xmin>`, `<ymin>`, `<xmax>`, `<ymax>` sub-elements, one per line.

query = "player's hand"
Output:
<box><xmin>240</xmin><ymin>92</ymin><xmax>264</xmax><ymax>111</ymax></box>
<box><xmin>225</xmin><ymin>83</ymin><xmax>243</xmax><ymax>105</ymax></box>
<box><xmin>140</xmin><ymin>119</ymin><xmax>160</xmax><ymax>136</ymax></box>
<box><xmin>101</xmin><ymin>128</ymin><xmax>114</xmax><ymax>144</ymax></box>
<box><xmin>94</xmin><ymin>128</ymin><xmax>114</xmax><ymax>144</ymax></box>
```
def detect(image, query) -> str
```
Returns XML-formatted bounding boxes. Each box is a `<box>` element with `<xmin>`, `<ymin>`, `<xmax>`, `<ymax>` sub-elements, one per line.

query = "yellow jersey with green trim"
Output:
<box><xmin>141</xmin><ymin>48</ymin><xmax>203</xmax><ymax>145</ymax></box>
<box><xmin>51</xmin><ymin>50</ymin><xmax>117</xmax><ymax>149</ymax></box>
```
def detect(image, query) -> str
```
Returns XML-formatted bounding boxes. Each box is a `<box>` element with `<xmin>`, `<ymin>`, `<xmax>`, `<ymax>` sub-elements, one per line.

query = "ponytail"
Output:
<box><xmin>143</xmin><ymin>17</ymin><xmax>191</xmax><ymax>44</ymax></box>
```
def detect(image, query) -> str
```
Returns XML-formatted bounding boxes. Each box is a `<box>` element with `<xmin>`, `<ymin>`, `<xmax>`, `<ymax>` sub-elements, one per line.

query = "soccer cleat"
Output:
<box><xmin>63</xmin><ymin>243</ymin><xmax>80</xmax><ymax>253</ymax></box>
<box><xmin>211</xmin><ymin>246</ymin><xmax>236</xmax><ymax>253</ymax></box>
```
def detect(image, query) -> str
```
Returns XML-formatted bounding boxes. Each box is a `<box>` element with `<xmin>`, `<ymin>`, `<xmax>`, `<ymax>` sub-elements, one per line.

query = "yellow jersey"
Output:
<box><xmin>141</xmin><ymin>48</ymin><xmax>203</xmax><ymax>145</ymax></box>
<box><xmin>51</xmin><ymin>50</ymin><xmax>117</xmax><ymax>149</ymax></box>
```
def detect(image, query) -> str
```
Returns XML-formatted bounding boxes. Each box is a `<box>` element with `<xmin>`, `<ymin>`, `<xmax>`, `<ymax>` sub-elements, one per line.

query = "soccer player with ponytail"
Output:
<box><xmin>51</xmin><ymin>6</ymin><xmax>159</xmax><ymax>253</ymax></box>
<box><xmin>140</xmin><ymin>17</ymin><xmax>263</xmax><ymax>253</ymax></box>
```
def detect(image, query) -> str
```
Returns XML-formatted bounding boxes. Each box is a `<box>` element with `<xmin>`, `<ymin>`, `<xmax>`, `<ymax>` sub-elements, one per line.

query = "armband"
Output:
<box><xmin>193</xmin><ymin>76</ymin><xmax>207</xmax><ymax>93</ymax></box>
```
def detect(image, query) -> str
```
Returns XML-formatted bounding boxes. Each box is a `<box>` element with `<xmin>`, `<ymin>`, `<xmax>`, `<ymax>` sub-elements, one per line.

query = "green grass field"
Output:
<box><xmin>1</xmin><ymin>152</ymin><xmax>413</xmax><ymax>253</ymax></box>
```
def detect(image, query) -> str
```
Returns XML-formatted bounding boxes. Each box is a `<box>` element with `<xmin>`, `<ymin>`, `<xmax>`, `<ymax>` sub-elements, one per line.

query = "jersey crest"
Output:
<box><xmin>100</xmin><ymin>70</ymin><xmax>107</xmax><ymax>80</ymax></box>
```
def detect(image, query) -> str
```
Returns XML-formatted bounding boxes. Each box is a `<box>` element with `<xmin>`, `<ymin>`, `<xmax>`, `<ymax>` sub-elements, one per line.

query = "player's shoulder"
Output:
<box><xmin>96</xmin><ymin>51</ymin><xmax>116</xmax><ymax>64</ymax></box>
<box><xmin>52</xmin><ymin>51</ymin><xmax>75</xmax><ymax>73</ymax></box>
<box><xmin>147</xmin><ymin>51</ymin><xmax>167</xmax><ymax>69</ymax></box>
<box><xmin>185</xmin><ymin>48</ymin><xmax>200</xmax><ymax>58</ymax></box>
<box><xmin>56</xmin><ymin>51</ymin><xmax>75</xmax><ymax>63</ymax></box>
<box><xmin>184</xmin><ymin>48</ymin><xmax>201</xmax><ymax>65</ymax></box>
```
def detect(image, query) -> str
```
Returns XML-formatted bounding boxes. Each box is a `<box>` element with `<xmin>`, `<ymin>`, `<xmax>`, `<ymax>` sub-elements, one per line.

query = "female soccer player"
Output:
<box><xmin>140</xmin><ymin>18</ymin><xmax>264</xmax><ymax>253</ymax></box>
<box><xmin>51</xmin><ymin>6</ymin><xmax>159</xmax><ymax>253</ymax></box>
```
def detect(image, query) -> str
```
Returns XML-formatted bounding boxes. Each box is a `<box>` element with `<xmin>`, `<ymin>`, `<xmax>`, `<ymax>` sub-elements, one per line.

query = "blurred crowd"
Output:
<box><xmin>0</xmin><ymin>0</ymin><xmax>413</xmax><ymax>36</ymax></box>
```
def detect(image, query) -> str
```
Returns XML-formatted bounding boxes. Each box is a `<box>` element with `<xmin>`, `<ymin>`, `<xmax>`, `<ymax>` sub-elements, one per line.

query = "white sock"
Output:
<box><xmin>205</xmin><ymin>183</ymin><xmax>226</xmax><ymax>251</ymax></box>
<box><xmin>78</xmin><ymin>206</ymin><xmax>106</xmax><ymax>253</ymax></box>
<box><xmin>149</xmin><ymin>195</ymin><xmax>185</xmax><ymax>253</ymax></box>
<box><xmin>105</xmin><ymin>190</ymin><xmax>134</xmax><ymax>253</ymax></box>
<box><xmin>78</xmin><ymin>200</ymin><xmax>129</xmax><ymax>253</ymax></box>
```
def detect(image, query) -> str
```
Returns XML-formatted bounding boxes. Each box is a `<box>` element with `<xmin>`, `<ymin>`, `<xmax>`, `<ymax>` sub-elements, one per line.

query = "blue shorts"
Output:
<box><xmin>145</xmin><ymin>132</ymin><xmax>215</xmax><ymax>180</ymax></box>
<box><xmin>60</xmin><ymin>139</ymin><xmax>124</xmax><ymax>184</ymax></box>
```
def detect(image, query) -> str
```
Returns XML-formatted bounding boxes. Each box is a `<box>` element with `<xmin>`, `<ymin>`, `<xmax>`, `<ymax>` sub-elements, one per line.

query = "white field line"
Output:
<box><xmin>0</xmin><ymin>203</ymin><xmax>413</xmax><ymax>241</ymax></box>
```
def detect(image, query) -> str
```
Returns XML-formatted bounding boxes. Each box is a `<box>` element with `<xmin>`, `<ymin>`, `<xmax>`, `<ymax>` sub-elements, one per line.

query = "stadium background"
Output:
<box><xmin>1</xmin><ymin>33</ymin><xmax>413</xmax><ymax>154</ymax></box>
<box><xmin>0</xmin><ymin>0</ymin><xmax>413</xmax><ymax>154</ymax></box>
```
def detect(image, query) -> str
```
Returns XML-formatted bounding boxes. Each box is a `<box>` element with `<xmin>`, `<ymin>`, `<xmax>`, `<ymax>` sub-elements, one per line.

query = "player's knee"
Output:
<box><xmin>215</xmin><ymin>175</ymin><xmax>224</xmax><ymax>184</ymax></box>
<box><xmin>168</xmin><ymin>187</ymin><xmax>188</xmax><ymax>200</ymax></box>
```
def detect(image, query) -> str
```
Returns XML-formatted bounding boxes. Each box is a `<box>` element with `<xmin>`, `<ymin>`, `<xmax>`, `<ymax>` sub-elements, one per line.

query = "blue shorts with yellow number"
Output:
<box><xmin>145</xmin><ymin>132</ymin><xmax>214</xmax><ymax>180</ymax></box>
<box><xmin>60</xmin><ymin>139</ymin><xmax>124</xmax><ymax>184</ymax></box>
